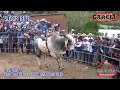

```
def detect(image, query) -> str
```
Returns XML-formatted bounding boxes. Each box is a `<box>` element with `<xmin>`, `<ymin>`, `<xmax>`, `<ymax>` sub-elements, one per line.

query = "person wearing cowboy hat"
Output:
<box><xmin>36</xmin><ymin>18</ymin><xmax>47</xmax><ymax>30</ymax></box>
<box><xmin>88</xmin><ymin>33</ymin><xmax>93</xmax><ymax>36</ymax></box>
<box><xmin>35</xmin><ymin>18</ymin><xmax>48</xmax><ymax>37</ymax></box>
<box><xmin>77</xmin><ymin>33</ymin><xmax>81</xmax><ymax>36</ymax></box>
<box><xmin>87</xmin><ymin>33</ymin><xmax>93</xmax><ymax>40</ymax></box>
<box><xmin>82</xmin><ymin>33</ymin><xmax>87</xmax><ymax>38</ymax></box>
<box><xmin>117</xmin><ymin>33</ymin><xmax>120</xmax><ymax>38</ymax></box>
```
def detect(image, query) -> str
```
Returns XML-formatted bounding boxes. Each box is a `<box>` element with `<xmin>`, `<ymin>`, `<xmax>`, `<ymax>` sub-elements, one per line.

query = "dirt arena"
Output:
<box><xmin>0</xmin><ymin>53</ymin><xmax>111</xmax><ymax>79</ymax></box>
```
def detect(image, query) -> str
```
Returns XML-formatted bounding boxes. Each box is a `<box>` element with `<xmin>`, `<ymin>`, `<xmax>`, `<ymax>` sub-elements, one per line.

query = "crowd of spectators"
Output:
<box><xmin>0</xmin><ymin>12</ymin><xmax>62</xmax><ymax>54</ymax></box>
<box><xmin>64</xmin><ymin>30</ymin><xmax>120</xmax><ymax>67</ymax></box>
<box><xmin>0</xmin><ymin>11</ymin><xmax>120</xmax><ymax>68</ymax></box>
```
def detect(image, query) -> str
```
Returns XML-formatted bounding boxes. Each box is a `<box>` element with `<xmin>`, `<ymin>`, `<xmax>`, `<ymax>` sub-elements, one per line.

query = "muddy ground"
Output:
<box><xmin>0</xmin><ymin>53</ymin><xmax>111</xmax><ymax>79</ymax></box>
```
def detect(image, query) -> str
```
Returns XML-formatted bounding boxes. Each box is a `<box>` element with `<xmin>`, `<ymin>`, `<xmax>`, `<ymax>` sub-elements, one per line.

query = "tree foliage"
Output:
<box><xmin>82</xmin><ymin>20</ymin><xmax>99</xmax><ymax>35</ymax></box>
<box><xmin>64</xmin><ymin>11</ymin><xmax>99</xmax><ymax>35</ymax></box>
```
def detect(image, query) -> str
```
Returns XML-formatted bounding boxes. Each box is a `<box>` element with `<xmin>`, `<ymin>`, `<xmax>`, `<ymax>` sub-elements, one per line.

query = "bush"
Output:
<box><xmin>64</xmin><ymin>11</ymin><xmax>93</xmax><ymax>33</ymax></box>
<box><xmin>81</xmin><ymin>20</ymin><xmax>99</xmax><ymax>35</ymax></box>
<box><xmin>64</xmin><ymin>11</ymin><xmax>99</xmax><ymax>35</ymax></box>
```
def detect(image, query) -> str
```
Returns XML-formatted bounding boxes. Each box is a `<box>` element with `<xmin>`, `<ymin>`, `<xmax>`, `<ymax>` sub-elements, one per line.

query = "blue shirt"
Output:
<box><xmin>117</xmin><ymin>36</ymin><xmax>120</xmax><ymax>38</ymax></box>
<box><xmin>36</xmin><ymin>23</ymin><xmax>48</xmax><ymax>31</ymax></box>
<box><xmin>18</xmin><ymin>35</ymin><xmax>24</xmax><ymax>44</ymax></box>
<box><xmin>92</xmin><ymin>45</ymin><xmax>97</xmax><ymax>53</ymax></box>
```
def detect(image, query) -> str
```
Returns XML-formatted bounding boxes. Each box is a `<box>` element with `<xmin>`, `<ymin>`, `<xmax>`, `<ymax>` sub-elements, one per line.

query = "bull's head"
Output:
<box><xmin>63</xmin><ymin>34</ymin><xmax>73</xmax><ymax>51</ymax></box>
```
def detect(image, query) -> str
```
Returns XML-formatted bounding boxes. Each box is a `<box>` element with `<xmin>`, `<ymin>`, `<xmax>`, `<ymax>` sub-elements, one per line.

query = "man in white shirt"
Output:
<box><xmin>67</xmin><ymin>33</ymin><xmax>75</xmax><ymax>61</ymax></box>
<box><xmin>82</xmin><ymin>38</ymin><xmax>89</xmax><ymax>63</ymax></box>
<box><xmin>87</xmin><ymin>39</ymin><xmax>94</xmax><ymax>65</ymax></box>
<box><xmin>75</xmin><ymin>37</ymin><xmax>83</xmax><ymax>61</ymax></box>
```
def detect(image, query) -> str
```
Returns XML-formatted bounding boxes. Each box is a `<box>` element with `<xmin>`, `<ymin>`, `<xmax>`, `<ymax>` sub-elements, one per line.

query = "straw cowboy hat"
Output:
<box><xmin>54</xmin><ymin>24</ymin><xmax>59</xmax><ymax>27</ymax></box>
<box><xmin>82</xmin><ymin>33</ymin><xmax>87</xmax><ymax>36</ymax></box>
<box><xmin>61</xmin><ymin>30</ymin><xmax>65</xmax><ymax>32</ymax></box>
<box><xmin>71</xmin><ymin>29</ymin><xmax>75</xmax><ymax>31</ymax></box>
<box><xmin>88</xmin><ymin>33</ymin><xmax>93</xmax><ymax>36</ymax></box>
<box><xmin>24</xmin><ymin>33</ymin><xmax>30</xmax><ymax>38</ymax></box>
<box><xmin>77</xmin><ymin>33</ymin><xmax>81</xmax><ymax>36</ymax></box>
<box><xmin>40</xmin><ymin>18</ymin><xmax>47</xmax><ymax>23</ymax></box>
<box><xmin>37</xmin><ymin>19</ymin><xmax>40</xmax><ymax>23</ymax></box>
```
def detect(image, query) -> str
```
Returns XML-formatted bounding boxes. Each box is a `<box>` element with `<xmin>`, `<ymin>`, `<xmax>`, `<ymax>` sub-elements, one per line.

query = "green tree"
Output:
<box><xmin>82</xmin><ymin>20</ymin><xmax>99</xmax><ymax>35</ymax></box>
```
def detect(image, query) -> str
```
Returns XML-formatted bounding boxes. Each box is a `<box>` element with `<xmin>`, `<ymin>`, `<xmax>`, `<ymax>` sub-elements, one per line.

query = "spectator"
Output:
<box><xmin>69</xmin><ymin>34</ymin><xmax>76</xmax><ymax>62</ymax></box>
<box><xmin>75</xmin><ymin>37</ymin><xmax>83</xmax><ymax>61</ymax></box>
<box><xmin>113</xmin><ymin>34</ymin><xmax>115</xmax><ymax>38</ymax></box>
<box><xmin>36</xmin><ymin>18</ymin><xmax>48</xmax><ymax>36</ymax></box>
<box><xmin>87</xmin><ymin>39</ymin><xmax>93</xmax><ymax>65</ymax></box>
<box><xmin>12</xmin><ymin>34</ymin><xmax>18</xmax><ymax>53</ymax></box>
<box><xmin>29</xmin><ymin>34</ymin><xmax>35</xmax><ymax>54</ymax></box>
<box><xmin>82</xmin><ymin>38</ymin><xmax>88</xmax><ymax>63</ymax></box>
<box><xmin>0</xmin><ymin>34</ymin><xmax>4</xmax><ymax>52</ymax></box>
<box><xmin>105</xmin><ymin>33</ymin><xmax>108</xmax><ymax>37</ymax></box>
<box><xmin>4</xmin><ymin>34</ymin><xmax>9</xmax><ymax>52</ymax></box>
<box><xmin>25</xmin><ymin>34</ymin><xmax>31</xmax><ymax>54</ymax></box>
<box><xmin>18</xmin><ymin>33</ymin><xmax>25</xmax><ymax>53</ymax></box>
<box><xmin>117</xmin><ymin>34</ymin><xmax>120</xmax><ymax>38</ymax></box>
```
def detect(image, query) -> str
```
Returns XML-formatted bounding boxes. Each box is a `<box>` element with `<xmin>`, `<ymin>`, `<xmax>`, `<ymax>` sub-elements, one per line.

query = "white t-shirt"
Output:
<box><xmin>76</xmin><ymin>41</ymin><xmax>83</xmax><ymax>47</ymax></box>
<box><xmin>87</xmin><ymin>42</ymin><xmax>93</xmax><ymax>52</ymax></box>
<box><xmin>0</xmin><ymin>36</ymin><xmax>3</xmax><ymax>44</ymax></box>
<box><xmin>82</xmin><ymin>41</ymin><xmax>88</xmax><ymax>51</ymax></box>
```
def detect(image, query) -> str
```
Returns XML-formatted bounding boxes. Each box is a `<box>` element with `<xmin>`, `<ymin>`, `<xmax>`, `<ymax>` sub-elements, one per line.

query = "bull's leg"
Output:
<box><xmin>37</xmin><ymin>57</ymin><xmax>42</xmax><ymax>69</ymax></box>
<box><xmin>50</xmin><ymin>52</ymin><xmax>64</xmax><ymax>70</ymax></box>
<box><xmin>55</xmin><ymin>58</ymin><xmax>64</xmax><ymax>71</ymax></box>
<box><xmin>59</xmin><ymin>54</ymin><xmax>64</xmax><ymax>68</ymax></box>
<box><xmin>35</xmin><ymin>47</ymin><xmax>42</xmax><ymax>69</ymax></box>
<box><xmin>44</xmin><ymin>54</ymin><xmax>48</xmax><ymax>68</ymax></box>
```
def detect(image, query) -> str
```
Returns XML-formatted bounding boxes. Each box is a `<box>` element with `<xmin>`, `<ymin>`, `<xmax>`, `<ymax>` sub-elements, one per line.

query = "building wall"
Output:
<box><xmin>30</xmin><ymin>13</ymin><xmax>68</xmax><ymax>32</ymax></box>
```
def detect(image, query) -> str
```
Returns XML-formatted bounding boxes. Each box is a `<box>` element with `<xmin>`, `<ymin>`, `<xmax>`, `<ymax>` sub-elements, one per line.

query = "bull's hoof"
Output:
<box><xmin>39</xmin><ymin>65</ymin><xmax>42</xmax><ymax>69</ymax></box>
<box><xmin>45</xmin><ymin>64</ymin><xmax>49</xmax><ymax>68</ymax></box>
<box><xmin>59</xmin><ymin>66</ymin><xmax>64</xmax><ymax>71</ymax></box>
